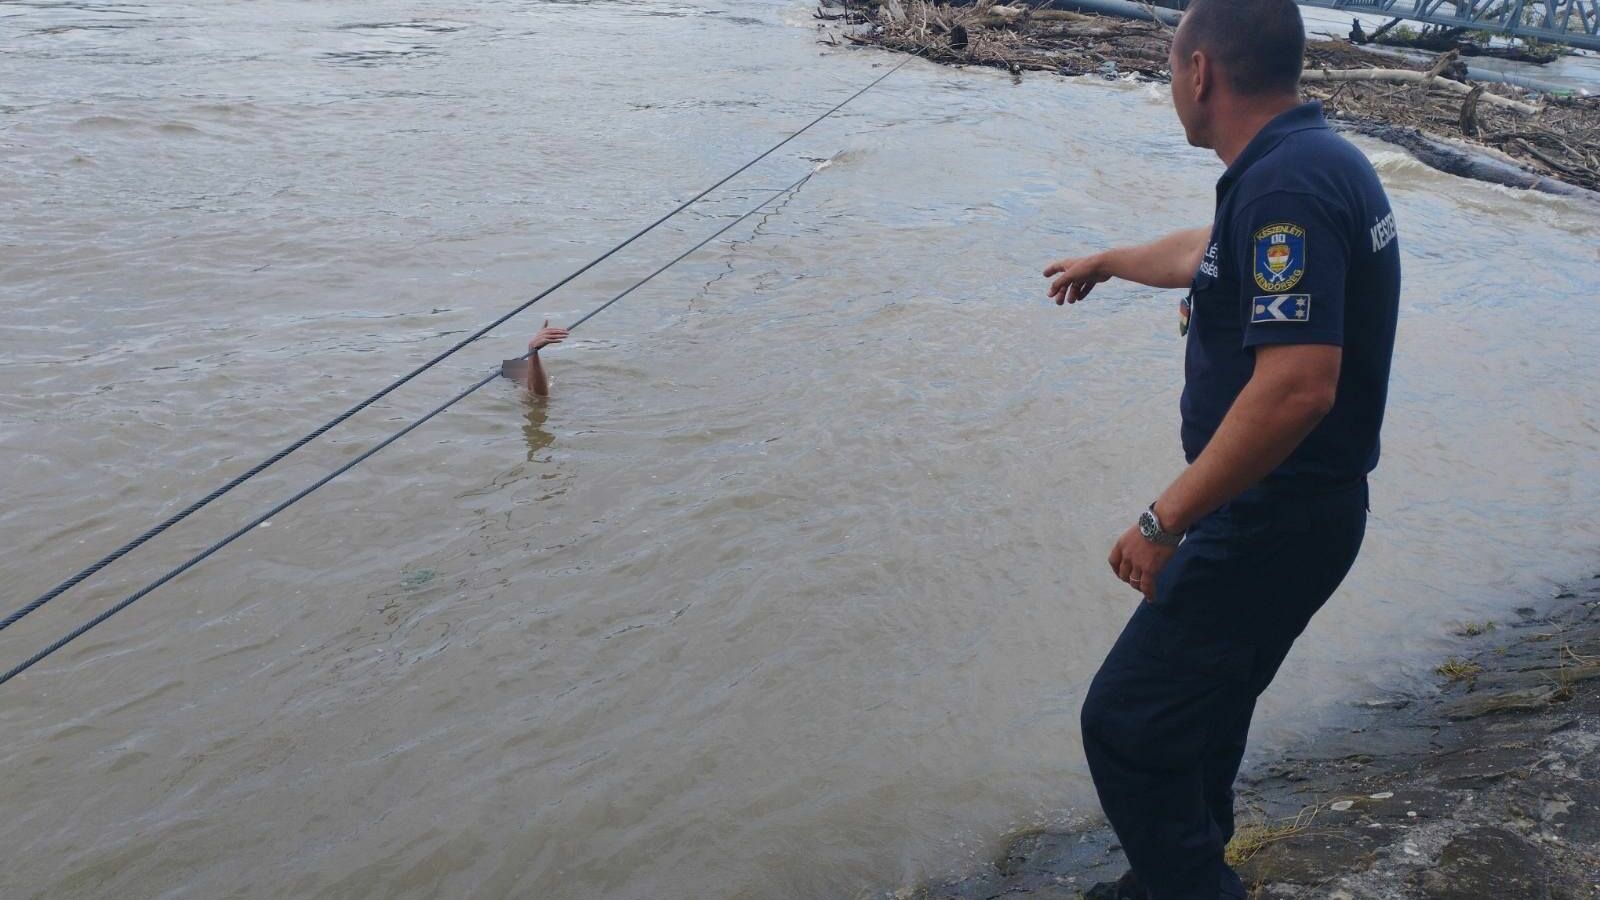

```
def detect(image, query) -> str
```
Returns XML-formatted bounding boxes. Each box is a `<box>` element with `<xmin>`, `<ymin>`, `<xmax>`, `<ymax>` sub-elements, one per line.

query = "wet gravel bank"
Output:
<box><xmin>890</xmin><ymin>575</ymin><xmax>1600</xmax><ymax>899</ymax></box>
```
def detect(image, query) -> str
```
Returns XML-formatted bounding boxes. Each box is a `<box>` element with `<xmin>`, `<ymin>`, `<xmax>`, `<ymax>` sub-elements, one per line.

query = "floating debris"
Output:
<box><xmin>832</xmin><ymin>1</ymin><xmax>1600</xmax><ymax>194</ymax></box>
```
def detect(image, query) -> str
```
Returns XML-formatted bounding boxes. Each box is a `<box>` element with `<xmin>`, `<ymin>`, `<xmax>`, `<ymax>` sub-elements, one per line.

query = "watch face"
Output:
<box><xmin>1139</xmin><ymin>509</ymin><xmax>1179</xmax><ymax>545</ymax></box>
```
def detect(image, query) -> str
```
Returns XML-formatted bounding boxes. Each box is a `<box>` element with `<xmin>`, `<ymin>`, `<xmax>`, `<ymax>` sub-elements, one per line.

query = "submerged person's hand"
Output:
<box><xmin>532</xmin><ymin>320</ymin><xmax>569</xmax><ymax>351</ymax></box>
<box><xmin>503</xmin><ymin>320</ymin><xmax>568</xmax><ymax>397</ymax></box>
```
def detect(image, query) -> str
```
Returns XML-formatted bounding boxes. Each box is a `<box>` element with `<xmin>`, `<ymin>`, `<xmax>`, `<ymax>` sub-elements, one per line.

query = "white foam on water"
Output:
<box><xmin>1364</xmin><ymin>145</ymin><xmax>1597</xmax><ymax>220</ymax></box>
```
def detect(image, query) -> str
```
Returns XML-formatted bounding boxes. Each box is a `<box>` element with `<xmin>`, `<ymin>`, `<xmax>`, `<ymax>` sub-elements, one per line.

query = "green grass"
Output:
<box><xmin>1436</xmin><ymin>657</ymin><xmax>1483</xmax><ymax>681</ymax></box>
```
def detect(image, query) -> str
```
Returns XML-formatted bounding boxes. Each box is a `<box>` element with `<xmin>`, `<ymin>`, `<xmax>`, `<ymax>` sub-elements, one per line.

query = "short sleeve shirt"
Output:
<box><xmin>1181</xmin><ymin>102</ymin><xmax>1402</xmax><ymax>487</ymax></box>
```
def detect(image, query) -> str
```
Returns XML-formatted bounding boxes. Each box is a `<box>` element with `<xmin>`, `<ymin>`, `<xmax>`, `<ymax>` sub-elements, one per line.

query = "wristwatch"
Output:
<box><xmin>1137</xmin><ymin>503</ymin><xmax>1184</xmax><ymax>547</ymax></box>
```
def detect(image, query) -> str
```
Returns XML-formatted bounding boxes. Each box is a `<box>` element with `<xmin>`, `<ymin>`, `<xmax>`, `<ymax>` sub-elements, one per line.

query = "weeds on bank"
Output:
<box><xmin>1542</xmin><ymin>642</ymin><xmax>1600</xmax><ymax>702</ymax></box>
<box><xmin>1223</xmin><ymin>803</ymin><xmax>1325</xmax><ymax>867</ymax></box>
<box><xmin>1455</xmin><ymin>621</ymin><xmax>1496</xmax><ymax>637</ymax></box>
<box><xmin>1436</xmin><ymin>657</ymin><xmax>1482</xmax><ymax>682</ymax></box>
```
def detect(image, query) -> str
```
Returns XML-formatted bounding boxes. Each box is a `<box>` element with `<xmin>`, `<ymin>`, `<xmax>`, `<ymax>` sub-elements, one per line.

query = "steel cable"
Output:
<box><xmin>0</xmin><ymin>52</ymin><xmax>915</xmax><ymax>634</ymax></box>
<box><xmin>0</xmin><ymin>167</ymin><xmax>820</xmax><ymax>686</ymax></box>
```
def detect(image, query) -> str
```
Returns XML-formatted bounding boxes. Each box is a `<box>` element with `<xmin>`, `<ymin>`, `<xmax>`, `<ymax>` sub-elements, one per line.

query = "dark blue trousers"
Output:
<box><xmin>1080</xmin><ymin>480</ymin><xmax>1369</xmax><ymax>900</ymax></box>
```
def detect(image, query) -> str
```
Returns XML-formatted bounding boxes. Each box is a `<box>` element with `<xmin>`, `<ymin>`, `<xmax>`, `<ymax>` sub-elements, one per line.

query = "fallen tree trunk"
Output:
<box><xmin>1303</xmin><ymin>68</ymin><xmax>1542</xmax><ymax>115</ymax></box>
<box><xmin>1339</xmin><ymin>120</ymin><xmax>1600</xmax><ymax>202</ymax></box>
<box><xmin>1367</xmin><ymin>17</ymin><xmax>1404</xmax><ymax>43</ymax></box>
<box><xmin>1344</xmin><ymin>41</ymin><xmax>1580</xmax><ymax>94</ymax></box>
<box><xmin>1043</xmin><ymin>0</ymin><xmax>1179</xmax><ymax>24</ymax></box>
<box><xmin>939</xmin><ymin>0</ymin><xmax>1178</xmax><ymax>20</ymax></box>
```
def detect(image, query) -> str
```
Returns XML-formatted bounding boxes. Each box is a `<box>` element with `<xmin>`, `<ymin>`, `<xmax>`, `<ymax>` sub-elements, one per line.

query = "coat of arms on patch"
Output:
<box><xmin>1253</xmin><ymin>223</ymin><xmax>1306</xmax><ymax>293</ymax></box>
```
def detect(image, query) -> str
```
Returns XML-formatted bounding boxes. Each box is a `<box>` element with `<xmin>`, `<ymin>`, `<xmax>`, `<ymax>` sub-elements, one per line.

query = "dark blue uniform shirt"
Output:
<box><xmin>1182</xmin><ymin>101</ymin><xmax>1401</xmax><ymax>488</ymax></box>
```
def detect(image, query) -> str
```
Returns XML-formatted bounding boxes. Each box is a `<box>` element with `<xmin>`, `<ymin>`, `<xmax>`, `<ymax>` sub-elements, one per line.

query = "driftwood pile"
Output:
<box><xmin>830</xmin><ymin>0</ymin><xmax>1173</xmax><ymax>79</ymax></box>
<box><xmin>1312</xmin><ymin>53</ymin><xmax>1600</xmax><ymax>195</ymax></box>
<box><xmin>1360</xmin><ymin>20</ymin><xmax>1564</xmax><ymax>65</ymax></box>
<box><xmin>830</xmin><ymin>0</ymin><xmax>1600</xmax><ymax>195</ymax></box>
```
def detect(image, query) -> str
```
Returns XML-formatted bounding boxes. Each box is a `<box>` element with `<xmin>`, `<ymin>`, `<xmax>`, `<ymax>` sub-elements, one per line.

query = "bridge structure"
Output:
<box><xmin>1293</xmin><ymin>0</ymin><xmax>1600</xmax><ymax>50</ymax></box>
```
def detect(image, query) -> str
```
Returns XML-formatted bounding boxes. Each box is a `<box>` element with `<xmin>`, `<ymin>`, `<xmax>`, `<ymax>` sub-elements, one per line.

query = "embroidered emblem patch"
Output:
<box><xmin>1179</xmin><ymin>291</ymin><xmax>1193</xmax><ymax>336</ymax></box>
<box><xmin>1252</xmin><ymin>294</ymin><xmax>1311</xmax><ymax>323</ymax></box>
<box><xmin>1253</xmin><ymin>223</ymin><xmax>1306</xmax><ymax>293</ymax></box>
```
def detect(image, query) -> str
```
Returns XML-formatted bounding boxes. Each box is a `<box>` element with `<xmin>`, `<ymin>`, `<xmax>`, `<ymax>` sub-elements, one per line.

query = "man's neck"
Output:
<box><xmin>1212</xmin><ymin>95</ymin><xmax>1302</xmax><ymax>167</ymax></box>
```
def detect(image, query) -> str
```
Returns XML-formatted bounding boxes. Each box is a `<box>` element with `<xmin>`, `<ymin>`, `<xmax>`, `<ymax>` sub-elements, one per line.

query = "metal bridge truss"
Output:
<box><xmin>1296</xmin><ymin>0</ymin><xmax>1600</xmax><ymax>50</ymax></box>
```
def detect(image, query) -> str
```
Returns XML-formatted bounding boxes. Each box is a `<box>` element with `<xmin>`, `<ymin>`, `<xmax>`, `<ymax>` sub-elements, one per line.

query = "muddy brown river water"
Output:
<box><xmin>2</xmin><ymin>2</ymin><xmax>1598</xmax><ymax>897</ymax></box>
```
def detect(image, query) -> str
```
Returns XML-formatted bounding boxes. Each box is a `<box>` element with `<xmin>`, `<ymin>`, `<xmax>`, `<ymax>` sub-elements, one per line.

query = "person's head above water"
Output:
<box><xmin>1167</xmin><ymin>0</ymin><xmax>1305</xmax><ymax>154</ymax></box>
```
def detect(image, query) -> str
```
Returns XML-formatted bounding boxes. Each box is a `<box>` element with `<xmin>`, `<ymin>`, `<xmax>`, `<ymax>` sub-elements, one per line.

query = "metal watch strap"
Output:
<box><xmin>1139</xmin><ymin>503</ymin><xmax>1183</xmax><ymax>547</ymax></box>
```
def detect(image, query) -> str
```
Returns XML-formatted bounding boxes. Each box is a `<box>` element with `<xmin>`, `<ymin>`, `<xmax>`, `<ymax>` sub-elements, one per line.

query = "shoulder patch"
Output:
<box><xmin>1252</xmin><ymin>223</ymin><xmax>1306</xmax><ymax>293</ymax></box>
<box><xmin>1252</xmin><ymin>294</ymin><xmax>1311</xmax><ymax>323</ymax></box>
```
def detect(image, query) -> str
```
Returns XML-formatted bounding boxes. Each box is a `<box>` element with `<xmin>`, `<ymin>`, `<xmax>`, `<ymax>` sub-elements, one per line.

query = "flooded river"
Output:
<box><xmin>2</xmin><ymin>1</ymin><xmax>1598</xmax><ymax>898</ymax></box>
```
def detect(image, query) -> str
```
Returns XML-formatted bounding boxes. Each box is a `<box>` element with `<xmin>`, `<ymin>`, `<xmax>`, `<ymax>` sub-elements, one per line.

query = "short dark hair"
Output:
<box><xmin>1177</xmin><ymin>0</ymin><xmax>1305</xmax><ymax>96</ymax></box>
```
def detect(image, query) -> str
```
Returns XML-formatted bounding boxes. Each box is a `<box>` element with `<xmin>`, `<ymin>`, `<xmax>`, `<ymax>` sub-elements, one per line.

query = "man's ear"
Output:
<box><xmin>1192</xmin><ymin>50</ymin><xmax>1214</xmax><ymax>104</ymax></box>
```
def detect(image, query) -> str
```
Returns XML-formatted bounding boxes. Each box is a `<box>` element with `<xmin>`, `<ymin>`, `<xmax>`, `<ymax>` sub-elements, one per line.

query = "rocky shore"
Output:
<box><xmin>890</xmin><ymin>576</ymin><xmax>1600</xmax><ymax>899</ymax></box>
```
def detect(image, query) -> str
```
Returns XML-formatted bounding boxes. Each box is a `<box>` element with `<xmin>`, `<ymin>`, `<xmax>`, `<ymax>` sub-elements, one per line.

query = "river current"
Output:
<box><xmin>2</xmin><ymin>2</ymin><xmax>1598</xmax><ymax>897</ymax></box>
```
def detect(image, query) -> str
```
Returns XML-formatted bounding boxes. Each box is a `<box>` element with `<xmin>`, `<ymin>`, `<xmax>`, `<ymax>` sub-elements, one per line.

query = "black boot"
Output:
<box><xmin>1084</xmin><ymin>869</ymin><xmax>1149</xmax><ymax>900</ymax></box>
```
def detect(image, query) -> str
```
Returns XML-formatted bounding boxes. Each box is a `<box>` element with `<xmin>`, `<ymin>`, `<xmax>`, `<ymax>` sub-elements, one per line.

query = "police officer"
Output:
<box><xmin>1041</xmin><ymin>1</ymin><xmax>1401</xmax><ymax>897</ymax></box>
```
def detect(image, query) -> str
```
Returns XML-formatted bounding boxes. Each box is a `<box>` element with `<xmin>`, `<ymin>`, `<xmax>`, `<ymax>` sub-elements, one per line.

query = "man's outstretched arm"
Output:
<box><xmin>1043</xmin><ymin>226</ymin><xmax>1210</xmax><ymax>304</ymax></box>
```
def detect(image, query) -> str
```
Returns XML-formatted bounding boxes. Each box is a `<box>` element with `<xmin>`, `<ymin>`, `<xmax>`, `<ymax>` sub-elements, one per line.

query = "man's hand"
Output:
<box><xmin>1108</xmin><ymin>525</ymin><xmax>1178</xmax><ymax>602</ymax></box>
<box><xmin>531</xmin><ymin>319</ymin><xmax>569</xmax><ymax>352</ymax></box>
<box><xmin>1041</xmin><ymin>228</ymin><xmax>1210</xmax><ymax>299</ymax></box>
<box><xmin>1043</xmin><ymin>253</ymin><xmax>1111</xmax><ymax>305</ymax></box>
